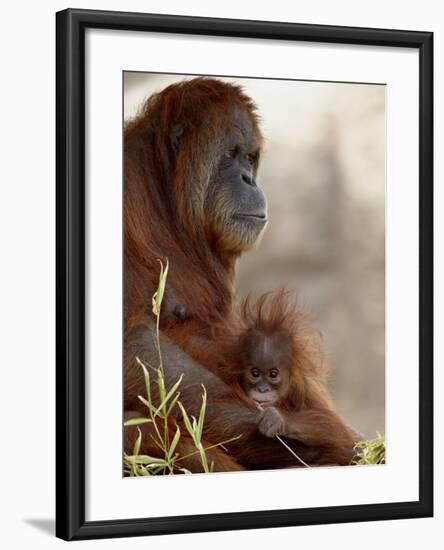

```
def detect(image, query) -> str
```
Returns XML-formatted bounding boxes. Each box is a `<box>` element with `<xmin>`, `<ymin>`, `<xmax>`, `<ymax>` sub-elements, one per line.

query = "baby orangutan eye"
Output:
<box><xmin>269</xmin><ymin>369</ymin><xmax>279</xmax><ymax>379</ymax></box>
<box><xmin>250</xmin><ymin>368</ymin><xmax>260</xmax><ymax>378</ymax></box>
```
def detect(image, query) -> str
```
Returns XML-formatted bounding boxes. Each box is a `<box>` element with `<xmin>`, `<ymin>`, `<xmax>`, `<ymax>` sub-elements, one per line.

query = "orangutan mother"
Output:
<box><xmin>123</xmin><ymin>77</ymin><xmax>355</xmax><ymax>471</ymax></box>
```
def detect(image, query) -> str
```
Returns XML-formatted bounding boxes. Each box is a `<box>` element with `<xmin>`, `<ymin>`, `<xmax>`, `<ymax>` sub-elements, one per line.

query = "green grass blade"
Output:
<box><xmin>137</xmin><ymin>395</ymin><xmax>159</xmax><ymax>417</ymax></box>
<box><xmin>126</xmin><ymin>455</ymin><xmax>168</xmax><ymax>465</ymax></box>
<box><xmin>166</xmin><ymin>392</ymin><xmax>181</xmax><ymax>416</ymax></box>
<box><xmin>152</xmin><ymin>259</ymin><xmax>169</xmax><ymax>316</ymax></box>
<box><xmin>197</xmin><ymin>385</ymin><xmax>207</xmax><ymax>440</ymax></box>
<box><xmin>168</xmin><ymin>425</ymin><xmax>181</xmax><ymax>460</ymax></box>
<box><xmin>157</xmin><ymin>368</ymin><xmax>167</xmax><ymax>404</ymax></box>
<box><xmin>124</xmin><ymin>417</ymin><xmax>152</xmax><ymax>426</ymax></box>
<box><xmin>177</xmin><ymin>401</ymin><xmax>195</xmax><ymax>441</ymax></box>
<box><xmin>137</xmin><ymin>358</ymin><xmax>152</xmax><ymax>403</ymax></box>
<box><xmin>154</xmin><ymin>374</ymin><xmax>183</xmax><ymax>417</ymax></box>
<box><xmin>133</xmin><ymin>428</ymin><xmax>142</xmax><ymax>456</ymax></box>
<box><xmin>197</xmin><ymin>443</ymin><xmax>209</xmax><ymax>473</ymax></box>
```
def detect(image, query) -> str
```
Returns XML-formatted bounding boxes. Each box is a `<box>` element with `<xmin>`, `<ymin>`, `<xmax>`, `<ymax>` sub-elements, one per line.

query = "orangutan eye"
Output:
<box><xmin>269</xmin><ymin>369</ymin><xmax>279</xmax><ymax>379</ymax></box>
<box><xmin>246</xmin><ymin>151</ymin><xmax>258</xmax><ymax>163</ymax></box>
<box><xmin>250</xmin><ymin>368</ymin><xmax>260</xmax><ymax>378</ymax></box>
<box><xmin>224</xmin><ymin>146</ymin><xmax>238</xmax><ymax>158</ymax></box>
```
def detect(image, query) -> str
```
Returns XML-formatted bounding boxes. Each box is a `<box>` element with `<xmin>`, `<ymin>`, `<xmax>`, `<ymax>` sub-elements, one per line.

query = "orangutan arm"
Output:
<box><xmin>257</xmin><ymin>406</ymin><xmax>355</xmax><ymax>449</ymax></box>
<box><xmin>124</xmin><ymin>320</ymin><xmax>258</xmax><ymax>437</ymax></box>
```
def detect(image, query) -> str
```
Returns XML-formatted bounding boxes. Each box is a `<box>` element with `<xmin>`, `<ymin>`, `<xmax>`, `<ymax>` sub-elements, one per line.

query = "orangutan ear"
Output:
<box><xmin>170</xmin><ymin>124</ymin><xmax>184</xmax><ymax>153</ymax></box>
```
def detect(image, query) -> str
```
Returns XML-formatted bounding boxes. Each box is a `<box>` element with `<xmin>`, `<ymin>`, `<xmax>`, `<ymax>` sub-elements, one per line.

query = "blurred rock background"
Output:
<box><xmin>124</xmin><ymin>73</ymin><xmax>385</xmax><ymax>439</ymax></box>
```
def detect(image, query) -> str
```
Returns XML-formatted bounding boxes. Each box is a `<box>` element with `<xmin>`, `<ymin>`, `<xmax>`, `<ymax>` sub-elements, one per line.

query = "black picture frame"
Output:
<box><xmin>56</xmin><ymin>8</ymin><xmax>433</xmax><ymax>541</ymax></box>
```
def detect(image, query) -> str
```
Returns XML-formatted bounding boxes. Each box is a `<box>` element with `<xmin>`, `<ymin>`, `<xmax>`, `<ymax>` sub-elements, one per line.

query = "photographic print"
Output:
<box><xmin>123</xmin><ymin>73</ymin><xmax>386</xmax><ymax>476</ymax></box>
<box><xmin>56</xmin><ymin>9</ymin><xmax>432</xmax><ymax>539</ymax></box>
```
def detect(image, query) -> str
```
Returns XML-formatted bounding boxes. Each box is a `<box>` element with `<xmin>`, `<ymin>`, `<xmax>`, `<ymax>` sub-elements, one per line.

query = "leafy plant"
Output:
<box><xmin>124</xmin><ymin>259</ymin><xmax>240</xmax><ymax>476</ymax></box>
<box><xmin>352</xmin><ymin>432</ymin><xmax>386</xmax><ymax>465</ymax></box>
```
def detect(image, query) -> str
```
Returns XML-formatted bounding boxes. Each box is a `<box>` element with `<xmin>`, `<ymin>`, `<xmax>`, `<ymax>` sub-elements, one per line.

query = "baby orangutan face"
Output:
<box><xmin>241</xmin><ymin>364</ymin><xmax>290</xmax><ymax>406</ymax></box>
<box><xmin>239</xmin><ymin>330</ymin><xmax>292</xmax><ymax>407</ymax></box>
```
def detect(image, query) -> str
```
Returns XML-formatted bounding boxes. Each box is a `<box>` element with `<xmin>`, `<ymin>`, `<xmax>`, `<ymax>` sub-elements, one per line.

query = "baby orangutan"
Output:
<box><xmin>156</xmin><ymin>287</ymin><xmax>356</xmax><ymax>466</ymax></box>
<box><xmin>227</xmin><ymin>291</ymin><xmax>356</xmax><ymax>463</ymax></box>
<box><xmin>238</xmin><ymin>323</ymin><xmax>295</xmax><ymax>438</ymax></box>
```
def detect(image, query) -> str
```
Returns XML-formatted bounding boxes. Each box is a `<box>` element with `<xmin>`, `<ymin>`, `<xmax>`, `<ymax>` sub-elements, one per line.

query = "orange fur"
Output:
<box><xmin>123</xmin><ymin>78</ymin><xmax>356</xmax><ymax>470</ymax></box>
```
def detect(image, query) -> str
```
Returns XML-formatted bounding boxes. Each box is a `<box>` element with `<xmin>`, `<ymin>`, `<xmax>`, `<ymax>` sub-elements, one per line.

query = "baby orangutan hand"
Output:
<box><xmin>258</xmin><ymin>406</ymin><xmax>286</xmax><ymax>438</ymax></box>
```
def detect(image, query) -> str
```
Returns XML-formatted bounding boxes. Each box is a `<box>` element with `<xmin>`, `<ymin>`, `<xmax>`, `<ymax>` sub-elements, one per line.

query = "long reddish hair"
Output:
<box><xmin>217</xmin><ymin>289</ymin><xmax>334</xmax><ymax>411</ymax></box>
<box><xmin>124</xmin><ymin>77</ymin><xmax>262</xmax><ymax>329</ymax></box>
